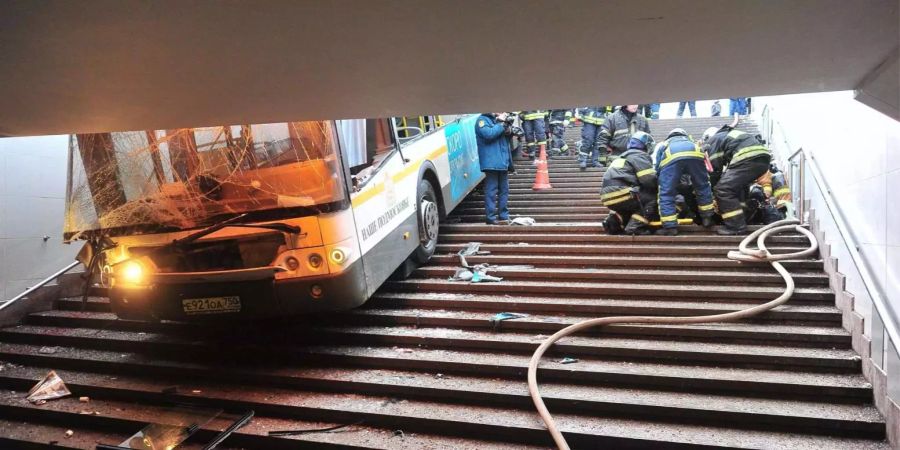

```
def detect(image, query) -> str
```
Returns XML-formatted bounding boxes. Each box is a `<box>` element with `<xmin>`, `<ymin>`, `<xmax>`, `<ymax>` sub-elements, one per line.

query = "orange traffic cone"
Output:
<box><xmin>532</xmin><ymin>144</ymin><xmax>553</xmax><ymax>190</ymax></box>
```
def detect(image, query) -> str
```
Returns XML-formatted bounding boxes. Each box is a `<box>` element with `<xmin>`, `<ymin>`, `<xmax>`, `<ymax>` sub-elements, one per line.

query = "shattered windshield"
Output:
<box><xmin>65</xmin><ymin>120</ymin><xmax>346</xmax><ymax>239</ymax></box>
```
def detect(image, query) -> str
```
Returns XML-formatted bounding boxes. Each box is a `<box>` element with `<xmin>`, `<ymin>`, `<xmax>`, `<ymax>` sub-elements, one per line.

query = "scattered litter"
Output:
<box><xmin>510</xmin><ymin>217</ymin><xmax>536</xmax><ymax>226</ymax></box>
<box><xmin>79</xmin><ymin>396</ymin><xmax>90</xmax><ymax>402</ymax></box>
<box><xmin>27</xmin><ymin>370</ymin><xmax>71</xmax><ymax>404</ymax></box>
<box><xmin>559</xmin><ymin>357</ymin><xmax>579</xmax><ymax>365</ymax></box>
<box><xmin>64</xmin><ymin>430</ymin><xmax>73</xmax><ymax>438</ymax></box>
<box><xmin>456</xmin><ymin>242</ymin><xmax>491</xmax><ymax>268</ymax></box>
<box><xmin>492</xmin><ymin>312</ymin><xmax>528</xmax><ymax>322</ymax></box>
<box><xmin>79</xmin><ymin>410</ymin><xmax>101</xmax><ymax>415</ymax></box>
<box><xmin>38</xmin><ymin>346</ymin><xmax>60</xmax><ymax>355</ymax></box>
<box><xmin>516</xmin><ymin>242</ymin><xmax>531</xmax><ymax>246</ymax></box>
<box><xmin>434</xmin><ymin>373</ymin><xmax>446</xmax><ymax>379</ymax></box>
<box><xmin>393</xmin><ymin>429</ymin><xmax>405</xmax><ymax>438</ymax></box>
<box><xmin>449</xmin><ymin>268</ymin><xmax>474</xmax><ymax>282</ymax></box>
<box><xmin>449</xmin><ymin>264</ymin><xmax>503</xmax><ymax>283</ymax></box>
<box><xmin>268</xmin><ymin>420</ymin><xmax>364</xmax><ymax>437</ymax></box>
<box><xmin>191</xmin><ymin>389</ymin><xmax>202</xmax><ymax>394</ymax></box>
<box><xmin>490</xmin><ymin>312</ymin><xmax>529</xmax><ymax>330</ymax></box>
<box><xmin>393</xmin><ymin>347</ymin><xmax>414</xmax><ymax>354</ymax></box>
<box><xmin>381</xmin><ymin>397</ymin><xmax>402</xmax><ymax>406</ymax></box>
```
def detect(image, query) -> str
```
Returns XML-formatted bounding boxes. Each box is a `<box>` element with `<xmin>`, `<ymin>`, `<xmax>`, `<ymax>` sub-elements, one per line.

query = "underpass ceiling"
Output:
<box><xmin>0</xmin><ymin>0</ymin><xmax>897</xmax><ymax>136</ymax></box>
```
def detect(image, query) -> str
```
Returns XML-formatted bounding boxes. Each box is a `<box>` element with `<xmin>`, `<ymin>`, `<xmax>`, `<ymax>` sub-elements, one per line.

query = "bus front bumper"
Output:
<box><xmin>109</xmin><ymin>259</ymin><xmax>367</xmax><ymax>321</ymax></box>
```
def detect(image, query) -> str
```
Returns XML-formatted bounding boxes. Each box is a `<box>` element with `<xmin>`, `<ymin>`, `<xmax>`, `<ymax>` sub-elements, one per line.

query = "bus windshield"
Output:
<box><xmin>65</xmin><ymin>120</ymin><xmax>346</xmax><ymax>239</ymax></box>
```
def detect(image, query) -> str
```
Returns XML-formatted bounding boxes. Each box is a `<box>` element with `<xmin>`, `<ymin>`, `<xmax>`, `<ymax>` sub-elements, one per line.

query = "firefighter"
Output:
<box><xmin>577</xmin><ymin>106</ymin><xmax>608</xmax><ymax>170</ymax></box>
<box><xmin>600</xmin><ymin>131</ymin><xmax>658</xmax><ymax>235</ymax></box>
<box><xmin>701</xmin><ymin>125</ymin><xmax>773</xmax><ymax>235</ymax></box>
<box><xmin>520</xmin><ymin>110</ymin><xmax>547</xmax><ymax>158</ymax></box>
<box><xmin>548</xmin><ymin>109</ymin><xmax>572</xmax><ymax>157</ymax></box>
<box><xmin>654</xmin><ymin>128</ymin><xmax>715</xmax><ymax>236</ymax></box>
<box><xmin>770</xmin><ymin>163</ymin><xmax>793</xmax><ymax>213</ymax></box>
<box><xmin>595</xmin><ymin>105</ymin><xmax>651</xmax><ymax>167</ymax></box>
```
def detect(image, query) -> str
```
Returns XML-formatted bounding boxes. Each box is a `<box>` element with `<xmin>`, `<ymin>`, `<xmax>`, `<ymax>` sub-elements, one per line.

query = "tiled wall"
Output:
<box><xmin>757</xmin><ymin>91</ymin><xmax>900</xmax><ymax>336</ymax></box>
<box><xmin>0</xmin><ymin>135</ymin><xmax>79</xmax><ymax>300</ymax></box>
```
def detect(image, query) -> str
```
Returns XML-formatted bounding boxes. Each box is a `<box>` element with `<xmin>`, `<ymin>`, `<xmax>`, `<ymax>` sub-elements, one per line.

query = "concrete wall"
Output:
<box><xmin>0</xmin><ymin>135</ymin><xmax>79</xmax><ymax>300</ymax></box>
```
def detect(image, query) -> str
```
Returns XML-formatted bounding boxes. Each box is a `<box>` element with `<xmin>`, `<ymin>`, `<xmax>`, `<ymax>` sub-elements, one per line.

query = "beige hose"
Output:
<box><xmin>526</xmin><ymin>218</ymin><xmax>818</xmax><ymax>449</ymax></box>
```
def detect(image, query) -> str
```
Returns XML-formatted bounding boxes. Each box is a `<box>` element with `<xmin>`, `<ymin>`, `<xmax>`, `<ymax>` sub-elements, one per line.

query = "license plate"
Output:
<box><xmin>182</xmin><ymin>296</ymin><xmax>241</xmax><ymax>315</ymax></box>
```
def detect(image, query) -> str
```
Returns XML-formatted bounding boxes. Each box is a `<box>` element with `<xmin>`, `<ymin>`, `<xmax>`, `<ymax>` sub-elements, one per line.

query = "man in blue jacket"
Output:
<box><xmin>476</xmin><ymin>113</ymin><xmax>514</xmax><ymax>225</ymax></box>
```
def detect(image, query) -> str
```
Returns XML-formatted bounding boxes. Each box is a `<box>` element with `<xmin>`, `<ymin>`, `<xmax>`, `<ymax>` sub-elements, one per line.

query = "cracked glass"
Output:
<box><xmin>65</xmin><ymin>120</ymin><xmax>346</xmax><ymax>240</ymax></box>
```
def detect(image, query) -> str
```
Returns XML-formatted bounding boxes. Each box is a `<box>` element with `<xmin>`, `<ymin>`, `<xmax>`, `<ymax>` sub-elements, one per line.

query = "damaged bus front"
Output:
<box><xmin>65</xmin><ymin>121</ymin><xmax>366</xmax><ymax>320</ymax></box>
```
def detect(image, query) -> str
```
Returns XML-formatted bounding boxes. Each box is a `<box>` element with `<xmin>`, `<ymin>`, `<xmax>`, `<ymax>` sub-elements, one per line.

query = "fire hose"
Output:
<box><xmin>526</xmin><ymin>218</ymin><xmax>818</xmax><ymax>449</ymax></box>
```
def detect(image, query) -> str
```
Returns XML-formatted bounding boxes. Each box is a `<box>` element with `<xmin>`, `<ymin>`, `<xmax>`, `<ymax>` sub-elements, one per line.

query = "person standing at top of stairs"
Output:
<box><xmin>594</xmin><ymin>105</ymin><xmax>651</xmax><ymax>167</ymax></box>
<box><xmin>547</xmin><ymin>109</ymin><xmax>572</xmax><ymax>156</ymax></box>
<box><xmin>577</xmin><ymin>106</ymin><xmax>610</xmax><ymax>170</ymax></box>
<box><xmin>475</xmin><ymin>113</ymin><xmax>514</xmax><ymax>225</ymax></box>
<box><xmin>520</xmin><ymin>110</ymin><xmax>547</xmax><ymax>158</ymax></box>
<box><xmin>701</xmin><ymin>125</ymin><xmax>773</xmax><ymax>235</ymax></box>
<box><xmin>677</xmin><ymin>100</ymin><xmax>697</xmax><ymax>117</ymax></box>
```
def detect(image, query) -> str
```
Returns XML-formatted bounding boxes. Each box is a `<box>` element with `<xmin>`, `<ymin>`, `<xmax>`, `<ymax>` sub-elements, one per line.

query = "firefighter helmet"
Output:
<box><xmin>667</xmin><ymin>128</ymin><xmax>688</xmax><ymax>139</ymax></box>
<box><xmin>702</xmin><ymin>127</ymin><xmax>719</xmax><ymax>143</ymax></box>
<box><xmin>627</xmin><ymin>131</ymin><xmax>653</xmax><ymax>150</ymax></box>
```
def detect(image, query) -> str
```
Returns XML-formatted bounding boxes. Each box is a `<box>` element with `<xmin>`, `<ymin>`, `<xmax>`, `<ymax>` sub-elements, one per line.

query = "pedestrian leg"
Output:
<box><xmin>497</xmin><ymin>170</ymin><xmax>510</xmax><ymax>221</ymax></box>
<box><xmin>522</xmin><ymin>120</ymin><xmax>536</xmax><ymax>156</ymax></box>
<box><xmin>657</xmin><ymin>163</ymin><xmax>681</xmax><ymax>231</ymax></box>
<box><xmin>483</xmin><ymin>171</ymin><xmax>499</xmax><ymax>223</ymax></box>
<box><xmin>688</xmin><ymin>101</ymin><xmax>697</xmax><ymax>117</ymax></box>
<box><xmin>579</xmin><ymin>123</ymin><xmax>597</xmax><ymax>169</ymax></box>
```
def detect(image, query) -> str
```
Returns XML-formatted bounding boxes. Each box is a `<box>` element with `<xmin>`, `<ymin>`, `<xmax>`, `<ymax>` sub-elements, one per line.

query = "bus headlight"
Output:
<box><xmin>120</xmin><ymin>261</ymin><xmax>146</xmax><ymax>285</ymax></box>
<box><xmin>329</xmin><ymin>248</ymin><xmax>348</xmax><ymax>265</ymax></box>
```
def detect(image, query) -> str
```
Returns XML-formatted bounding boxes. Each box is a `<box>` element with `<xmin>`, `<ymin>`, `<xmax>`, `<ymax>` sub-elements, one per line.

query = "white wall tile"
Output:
<box><xmin>887</xmin><ymin>246</ymin><xmax>900</xmax><ymax>328</ymax></box>
<box><xmin>888</xmin><ymin>169</ymin><xmax>900</xmax><ymax>246</ymax></box>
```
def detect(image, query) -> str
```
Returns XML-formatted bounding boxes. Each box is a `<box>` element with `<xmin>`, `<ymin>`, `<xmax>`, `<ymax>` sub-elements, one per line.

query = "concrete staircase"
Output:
<box><xmin>0</xmin><ymin>117</ymin><xmax>887</xmax><ymax>449</ymax></box>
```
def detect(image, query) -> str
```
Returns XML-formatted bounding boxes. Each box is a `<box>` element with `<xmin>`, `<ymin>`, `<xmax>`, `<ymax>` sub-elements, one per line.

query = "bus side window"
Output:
<box><xmin>340</xmin><ymin>118</ymin><xmax>396</xmax><ymax>188</ymax></box>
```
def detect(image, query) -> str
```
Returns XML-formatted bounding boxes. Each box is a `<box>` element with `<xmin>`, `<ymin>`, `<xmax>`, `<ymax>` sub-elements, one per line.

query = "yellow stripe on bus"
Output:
<box><xmin>351</xmin><ymin>145</ymin><xmax>449</xmax><ymax>208</ymax></box>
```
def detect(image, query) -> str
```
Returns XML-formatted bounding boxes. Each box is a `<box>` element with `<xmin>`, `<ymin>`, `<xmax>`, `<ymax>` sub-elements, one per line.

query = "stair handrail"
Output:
<box><xmin>0</xmin><ymin>261</ymin><xmax>82</xmax><ymax>312</ymax></box>
<box><xmin>762</xmin><ymin>104</ymin><xmax>900</xmax><ymax>362</ymax></box>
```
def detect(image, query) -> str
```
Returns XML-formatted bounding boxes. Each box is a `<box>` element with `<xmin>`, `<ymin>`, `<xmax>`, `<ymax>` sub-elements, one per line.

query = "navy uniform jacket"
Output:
<box><xmin>475</xmin><ymin>114</ymin><xmax>512</xmax><ymax>172</ymax></box>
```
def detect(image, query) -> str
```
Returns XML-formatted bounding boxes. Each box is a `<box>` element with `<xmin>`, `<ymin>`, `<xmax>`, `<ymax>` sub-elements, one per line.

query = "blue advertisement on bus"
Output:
<box><xmin>445</xmin><ymin>115</ymin><xmax>481</xmax><ymax>203</ymax></box>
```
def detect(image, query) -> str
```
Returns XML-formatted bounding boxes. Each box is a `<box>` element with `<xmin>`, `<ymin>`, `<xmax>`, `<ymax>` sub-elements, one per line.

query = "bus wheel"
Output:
<box><xmin>413</xmin><ymin>179</ymin><xmax>440</xmax><ymax>263</ymax></box>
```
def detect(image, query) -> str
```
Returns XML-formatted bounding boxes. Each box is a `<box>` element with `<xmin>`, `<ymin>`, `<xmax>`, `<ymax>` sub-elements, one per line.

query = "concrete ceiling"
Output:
<box><xmin>1</xmin><ymin>0</ymin><xmax>897</xmax><ymax>136</ymax></box>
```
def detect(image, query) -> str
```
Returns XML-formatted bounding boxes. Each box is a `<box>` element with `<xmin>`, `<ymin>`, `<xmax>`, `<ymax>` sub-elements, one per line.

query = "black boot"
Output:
<box><xmin>716</xmin><ymin>226</ymin><xmax>748</xmax><ymax>236</ymax></box>
<box><xmin>657</xmin><ymin>228</ymin><xmax>678</xmax><ymax>236</ymax></box>
<box><xmin>701</xmin><ymin>215</ymin><xmax>714</xmax><ymax>228</ymax></box>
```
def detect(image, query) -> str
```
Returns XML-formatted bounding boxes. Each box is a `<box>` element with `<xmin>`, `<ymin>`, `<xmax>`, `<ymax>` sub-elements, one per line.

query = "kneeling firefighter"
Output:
<box><xmin>701</xmin><ymin>125</ymin><xmax>772</xmax><ymax>235</ymax></box>
<box><xmin>600</xmin><ymin>131</ymin><xmax>658</xmax><ymax>235</ymax></box>
<box><xmin>654</xmin><ymin>128</ymin><xmax>716</xmax><ymax>236</ymax></box>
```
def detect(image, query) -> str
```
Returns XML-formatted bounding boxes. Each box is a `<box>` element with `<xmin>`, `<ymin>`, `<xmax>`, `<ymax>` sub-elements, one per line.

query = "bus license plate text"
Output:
<box><xmin>182</xmin><ymin>296</ymin><xmax>241</xmax><ymax>315</ymax></box>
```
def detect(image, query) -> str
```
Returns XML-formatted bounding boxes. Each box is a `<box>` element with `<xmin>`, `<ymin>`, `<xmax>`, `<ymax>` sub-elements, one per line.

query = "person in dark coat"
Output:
<box><xmin>475</xmin><ymin>113</ymin><xmax>514</xmax><ymax>225</ymax></box>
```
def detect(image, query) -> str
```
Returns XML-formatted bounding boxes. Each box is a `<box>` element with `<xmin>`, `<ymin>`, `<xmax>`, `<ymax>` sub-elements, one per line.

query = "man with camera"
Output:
<box><xmin>475</xmin><ymin>112</ymin><xmax>517</xmax><ymax>225</ymax></box>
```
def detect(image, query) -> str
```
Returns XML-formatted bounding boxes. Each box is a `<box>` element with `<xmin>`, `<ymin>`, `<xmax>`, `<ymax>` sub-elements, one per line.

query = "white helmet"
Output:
<box><xmin>702</xmin><ymin>127</ymin><xmax>719</xmax><ymax>143</ymax></box>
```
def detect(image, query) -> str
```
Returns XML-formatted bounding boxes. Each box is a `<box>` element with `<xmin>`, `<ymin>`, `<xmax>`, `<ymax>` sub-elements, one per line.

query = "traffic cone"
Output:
<box><xmin>532</xmin><ymin>144</ymin><xmax>553</xmax><ymax>190</ymax></box>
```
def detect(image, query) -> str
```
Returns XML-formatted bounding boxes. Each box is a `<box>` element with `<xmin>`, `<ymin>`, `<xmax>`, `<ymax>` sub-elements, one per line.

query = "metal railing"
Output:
<box><xmin>0</xmin><ymin>261</ymin><xmax>81</xmax><ymax>312</ymax></box>
<box><xmin>761</xmin><ymin>104</ymin><xmax>900</xmax><ymax>369</ymax></box>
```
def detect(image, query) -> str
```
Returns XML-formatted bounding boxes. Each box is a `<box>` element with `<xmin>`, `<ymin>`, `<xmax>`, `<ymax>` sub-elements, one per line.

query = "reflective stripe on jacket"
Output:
<box><xmin>654</xmin><ymin>135</ymin><xmax>704</xmax><ymax>171</ymax></box>
<box><xmin>600</xmin><ymin>148</ymin><xmax>657</xmax><ymax>206</ymax></box>
<box><xmin>705</xmin><ymin>126</ymin><xmax>771</xmax><ymax>172</ymax></box>
<box><xmin>522</xmin><ymin>110</ymin><xmax>547</xmax><ymax>121</ymax></box>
